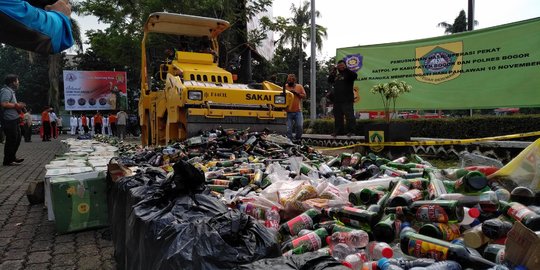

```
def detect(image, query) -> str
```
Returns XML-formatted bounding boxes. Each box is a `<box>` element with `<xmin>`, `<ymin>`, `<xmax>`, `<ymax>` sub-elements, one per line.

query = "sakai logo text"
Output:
<box><xmin>246</xmin><ymin>94</ymin><xmax>271</xmax><ymax>101</ymax></box>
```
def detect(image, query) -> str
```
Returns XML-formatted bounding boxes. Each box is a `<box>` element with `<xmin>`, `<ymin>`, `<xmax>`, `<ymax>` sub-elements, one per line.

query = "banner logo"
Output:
<box><xmin>415</xmin><ymin>42</ymin><xmax>463</xmax><ymax>84</ymax></box>
<box><xmin>65</xmin><ymin>73</ymin><xmax>77</xmax><ymax>82</ymax></box>
<box><xmin>368</xmin><ymin>130</ymin><xmax>384</xmax><ymax>152</ymax></box>
<box><xmin>344</xmin><ymin>54</ymin><xmax>363</xmax><ymax>72</ymax></box>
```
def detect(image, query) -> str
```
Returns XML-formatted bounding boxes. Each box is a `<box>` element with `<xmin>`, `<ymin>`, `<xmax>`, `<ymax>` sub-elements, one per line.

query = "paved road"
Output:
<box><xmin>0</xmin><ymin>134</ymin><xmax>115</xmax><ymax>270</ymax></box>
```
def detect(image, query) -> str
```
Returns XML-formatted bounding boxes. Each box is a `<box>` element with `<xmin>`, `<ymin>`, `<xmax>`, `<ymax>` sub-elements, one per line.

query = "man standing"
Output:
<box><xmin>284</xmin><ymin>74</ymin><xmax>306</xmax><ymax>143</ymax></box>
<box><xmin>0</xmin><ymin>74</ymin><xmax>25</xmax><ymax>165</ymax></box>
<box><xmin>70</xmin><ymin>115</ymin><xmax>77</xmax><ymax>135</ymax></box>
<box><xmin>327</xmin><ymin>60</ymin><xmax>358</xmax><ymax>137</ymax></box>
<box><xmin>49</xmin><ymin>109</ymin><xmax>58</xmax><ymax>139</ymax></box>
<box><xmin>41</xmin><ymin>107</ymin><xmax>51</xmax><ymax>141</ymax></box>
<box><xmin>109</xmin><ymin>112</ymin><xmax>117</xmax><ymax>137</ymax></box>
<box><xmin>116</xmin><ymin>110</ymin><xmax>128</xmax><ymax>140</ymax></box>
<box><xmin>102</xmin><ymin>114</ymin><xmax>109</xmax><ymax>136</ymax></box>
<box><xmin>93</xmin><ymin>111</ymin><xmax>103</xmax><ymax>134</ymax></box>
<box><xmin>80</xmin><ymin>114</ymin><xmax>89</xmax><ymax>134</ymax></box>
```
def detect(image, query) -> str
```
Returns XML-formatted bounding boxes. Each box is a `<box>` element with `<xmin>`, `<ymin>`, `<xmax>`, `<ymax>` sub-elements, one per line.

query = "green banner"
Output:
<box><xmin>337</xmin><ymin>17</ymin><xmax>540</xmax><ymax>110</ymax></box>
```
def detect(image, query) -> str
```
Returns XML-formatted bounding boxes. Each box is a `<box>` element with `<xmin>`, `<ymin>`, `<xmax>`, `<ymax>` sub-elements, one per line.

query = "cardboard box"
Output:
<box><xmin>50</xmin><ymin>172</ymin><xmax>108</xmax><ymax>233</ymax></box>
<box><xmin>505</xmin><ymin>221</ymin><xmax>540</xmax><ymax>269</ymax></box>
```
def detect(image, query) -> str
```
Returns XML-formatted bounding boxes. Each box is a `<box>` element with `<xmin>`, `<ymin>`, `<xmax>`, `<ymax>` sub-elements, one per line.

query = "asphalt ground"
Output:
<box><xmin>0</xmin><ymin>133</ymin><xmax>116</xmax><ymax>270</ymax></box>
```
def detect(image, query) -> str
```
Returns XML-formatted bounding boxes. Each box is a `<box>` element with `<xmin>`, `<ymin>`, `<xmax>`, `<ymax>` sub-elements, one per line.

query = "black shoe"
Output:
<box><xmin>14</xmin><ymin>158</ymin><xmax>24</xmax><ymax>163</ymax></box>
<box><xmin>3</xmin><ymin>162</ymin><xmax>21</xmax><ymax>166</ymax></box>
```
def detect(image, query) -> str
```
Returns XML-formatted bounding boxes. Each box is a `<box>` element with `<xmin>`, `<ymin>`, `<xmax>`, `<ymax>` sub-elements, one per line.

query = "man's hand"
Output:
<box><xmin>45</xmin><ymin>0</ymin><xmax>71</xmax><ymax>17</ymax></box>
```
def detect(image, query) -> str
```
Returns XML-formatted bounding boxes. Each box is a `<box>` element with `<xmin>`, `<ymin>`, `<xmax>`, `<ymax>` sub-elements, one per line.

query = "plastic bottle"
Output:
<box><xmin>366</xmin><ymin>241</ymin><xmax>393</xmax><ymax>260</ymax></box>
<box><xmin>342</xmin><ymin>251</ymin><xmax>368</xmax><ymax>270</ymax></box>
<box><xmin>436</xmin><ymin>191</ymin><xmax>499</xmax><ymax>212</ymax></box>
<box><xmin>278</xmin><ymin>208</ymin><xmax>321</xmax><ymax>236</ymax></box>
<box><xmin>460</xmin><ymin>207</ymin><xmax>480</xmax><ymax>225</ymax></box>
<box><xmin>331</xmin><ymin>243</ymin><xmax>356</xmax><ymax>261</ymax></box>
<box><xmin>377</xmin><ymin>258</ymin><xmax>405</xmax><ymax>270</ymax></box>
<box><xmin>361</xmin><ymin>261</ymin><xmax>379</xmax><ymax>270</ymax></box>
<box><xmin>264</xmin><ymin>206</ymin><xmax>280</xmax><ymax>231</ymax></box>
<box><xmin>488</xmin><ymin>181</ymin><xmax>511</xmax><ymax>201</ymax></box>
<box><xmin>387</xmin><ymin>258</ymin><xmax>436</xmax><ymax>269</ymax></box>
<box><xmin>408</xmin><ymin>260</ymin><xmax>462</xmax><ymax>270</ymax></box>
<box><xmin>400</xmin><ymin>230</ymin><xmax>496</xmax><ymax>268</ymax></box>
<box><xmin>328</xmin><ymin>230</ymin><xmax>370</xmax><ymax>248</ymax></box>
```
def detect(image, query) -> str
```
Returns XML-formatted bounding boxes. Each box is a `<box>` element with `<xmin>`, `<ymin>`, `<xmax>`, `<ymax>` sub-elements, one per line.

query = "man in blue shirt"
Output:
<box><xmin>1</xmin><ymin>74</ymin><xmax>26</xmax><ymax>166</ymax></box>
<box><xmin>0</xmin><ymin>0</ymin><xmax>74</xmax><ymax>54</ymax></box>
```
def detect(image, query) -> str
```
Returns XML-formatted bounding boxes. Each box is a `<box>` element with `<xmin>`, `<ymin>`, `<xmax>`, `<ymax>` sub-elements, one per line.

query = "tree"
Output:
<box><xmin>263</xmin><ymin>1</ymin><xmax>327</xmax><ymax>85</ymax></box>
<box><xmin>76</xmin><ymin>0</ymin><xmax>273</xmax><ymax>85</ymax></box>
<box><xmin>438</xmin><ymin>10</ymin><xmax>478</xmax><ymax>34</ymax></box>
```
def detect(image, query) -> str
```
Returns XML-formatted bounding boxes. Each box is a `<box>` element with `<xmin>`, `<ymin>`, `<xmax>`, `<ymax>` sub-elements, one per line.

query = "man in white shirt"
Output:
<box><xmin>70</xmin><ymin>115</ymin><xmax>77</xmax><ymax>135</ymax></box>
<box><xmin>103</xmin><ymin>114</ymin><xmax>109</xmax><ymax>136</ymax></box>
<box><xmin>116</xmin><ymin>110</ymin><xmax>128</xmax><ymax>140</ymax></box>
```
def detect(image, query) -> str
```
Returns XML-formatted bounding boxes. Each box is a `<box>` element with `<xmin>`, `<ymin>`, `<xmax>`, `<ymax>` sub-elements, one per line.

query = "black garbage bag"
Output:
<box><xmin>116</xmin><ymin>160</ymin><xmax>280</xmax><ymax>270</ymax></box>
<box><xmin>145</xmin><ymin>209</ymin><xmax>280</xmax><ymax>269</ymax></box>
<box><xmin>233</xmin><ymin>252</ymin><xmax>349</xmax><ymax>270</ymax></box>
<box><xmin>109</xmin><ymin>166</ymin><xmax>168</xmax><ymax>270</ymax></box>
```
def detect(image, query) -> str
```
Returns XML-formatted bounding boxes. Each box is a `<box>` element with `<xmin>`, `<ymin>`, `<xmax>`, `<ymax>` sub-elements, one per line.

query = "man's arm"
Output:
<box><xmin>344</xmin><ymin>69</ymin><xmax>358</xmax><ymax>82</ymax></box>
<box><xmin>0</xmin><ymin>0</ymin><xmax>74</xmax><ymax>54</ymax></box>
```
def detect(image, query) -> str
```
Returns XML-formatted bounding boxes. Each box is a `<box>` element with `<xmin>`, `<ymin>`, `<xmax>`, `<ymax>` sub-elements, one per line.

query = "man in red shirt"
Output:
<box><xmin>93</xmin><ymin>111</ymin><xmax>103</xmax><ymax>134</ymax></box>
<box><xmin>284</xmin><ymin>74</ymin><xmax>306</xmax><ymax>143</ymax></box>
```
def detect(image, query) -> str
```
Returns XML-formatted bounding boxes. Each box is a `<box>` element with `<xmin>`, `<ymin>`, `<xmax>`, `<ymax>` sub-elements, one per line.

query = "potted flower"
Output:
<box><xmin>364</xmin><ymin>80</ymin><xmax>412</xmax><ymax>146</ymax></box>
<box><xmin>370</xmin><ymin>80</ymin><xmax>412</xmax><ymax>123</ymax></box>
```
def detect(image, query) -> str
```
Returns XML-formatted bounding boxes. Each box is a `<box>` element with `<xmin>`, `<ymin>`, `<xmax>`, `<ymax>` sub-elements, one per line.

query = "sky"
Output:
<box><xmin>73</xmin><ymin>0</ymin><xmax>540</xmax><ymax>58</ymax></box>
<box><xmin>272</xmin><ymin>0</ymin><xmax>540</xmax><ymax>59</ymax></box>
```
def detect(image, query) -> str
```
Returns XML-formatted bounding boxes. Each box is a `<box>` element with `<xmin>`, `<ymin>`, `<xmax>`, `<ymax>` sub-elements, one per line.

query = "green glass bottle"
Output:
<box><xmin>385</xmin><ymin>200</ymin><xmax>464</xmax><ymax>223</ymax></box>
<box><xmin>280</xmin><ymin>228</ymin><xmax>328</xmax><ymax>253</ymax></box>
<box><xmin>444</xmin><ymin>171</ymin><xmax>488</xmax><ymax>194</ymax></box>
<box><xmin>323</xmin><ymin>206</ymin><xmax>381</xmax><ymax>229</ymax></box>
<box><xmin>483</xmin><ymin>244</ymin><xmax>506</xmax><ymax>264</ymax></box>
<box><xmin>499</xmin><ymin>200</ymin><xmax>540</xmax><ymax>231</ymax></box>
<box><xmin>349</xmin><ymin>153</ymin><xmax>363</xmax><ymax>168</ymax></box>
<box><xmin>387</xmin><ymin>189</ymin><xmax>426</xmax><ymax>207</ymax></box>
<box><xmin>418</xmin><ymin>222</ymin><xmax>461</xmax><ymax>241</ymax></box>
<box><xmin>349</xmin><ymin>186</ymin><xmax>386</xmax><ymax>206</ymax></box>
<box><xmin>400</xmin><ymin>228</ymin><xmax>496</xmax><ymax>268</ymax></box>
<box><xmin>278</xmin><ymin>208</ymin><xmax>321</xmax><ymax>236</ymax></box>
<box><xmin>372</xmin><ymin>214</ymin><xmax>398</xmax><ymax>243</ymax></box>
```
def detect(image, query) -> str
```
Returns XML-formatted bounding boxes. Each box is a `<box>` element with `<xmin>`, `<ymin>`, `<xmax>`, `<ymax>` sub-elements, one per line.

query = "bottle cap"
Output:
<box><xmin>326</xmin><ymin>236</ymin><xmax>332</xmax><ymax>246</ymax></box>
<box><xmin>381</xmin><ymin>247</ymin><xmax>393</xmax><ymax>258</ymax></box>
<box><xmin>342</xmin><ymin>261</ymin><xmax>353</xmax><ymax>269</ymax></box>
<box><xmin>514</xmin><ymin>265</ymin><xmax>527</xmax><ymax>270</ymax></box>
<box><xmin>377</xmin><ymin>258</ymin><xmax>389</xmax><ymax>268</ymax></box>
<box><xmin>467</xmin><ymin>207</ymin><xmax>480</xmax><ymax>218</ymax></box>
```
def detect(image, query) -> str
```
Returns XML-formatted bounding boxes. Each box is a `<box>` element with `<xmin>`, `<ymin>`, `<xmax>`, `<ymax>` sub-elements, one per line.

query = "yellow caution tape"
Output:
<box><xmin>316</xmin><ymin>131</ymin><xmax>540</xmax><ymax>151</ymax></box>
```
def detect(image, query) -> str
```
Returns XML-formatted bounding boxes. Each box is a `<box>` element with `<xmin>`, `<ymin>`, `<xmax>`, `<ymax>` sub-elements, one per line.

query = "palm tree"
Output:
<box><xmin>48</xmin><ymin>18</ymin><xmax>83</xmax><ymax>111</ymax></box>
<box><xmin>438</xmin><ymin>10</ymin><xmax>478</xmax><ymax>34</ymax></box>
<box><xmin>268</xmin><ymin>1</ymin><xmax>327</xmax><ymax>85</ymax></box>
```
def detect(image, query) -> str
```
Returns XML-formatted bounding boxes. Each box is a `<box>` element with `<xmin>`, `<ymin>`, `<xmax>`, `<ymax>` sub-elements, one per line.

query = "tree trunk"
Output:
<box><xmin>48</xmin><ymin>54</ymin><xmax>61</xmax><ymax>110</ymax></box>
<box><xmin>298</xmin><ymin>46</ymin><xmax>303</xmax><ymax>85</ymax></box>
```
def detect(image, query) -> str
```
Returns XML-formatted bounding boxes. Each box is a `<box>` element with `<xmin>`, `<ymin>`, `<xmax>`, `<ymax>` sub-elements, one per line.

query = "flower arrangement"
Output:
<box><xmin>370</xmin><ymin>80</ymin><xmax>412</xmax><ymax>123</ymax></box>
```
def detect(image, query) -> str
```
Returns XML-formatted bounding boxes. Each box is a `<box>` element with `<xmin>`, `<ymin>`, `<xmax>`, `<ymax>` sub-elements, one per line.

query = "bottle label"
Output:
<box><xmin>407</xmin><ymin>239</ymin><xmax>449</xmax><ymax>260</ymax></box>
<box><xmin>291</xmin><ymin>232</ymin><xmax>321</xmax><ymax>250</ymax></box>
<box><xmin>416</xmin><ymin>205</ymin><xmax>449</xmax><ymax>223</ymax></box>
<box><xmin>287</xmin><ymin>213</ymin><xmax>313</xmax><ymax>235</ymax></box>
<box><xmin>213</xmin><ymin>179</ymin><xmax>230</xmax><ymax>186</ymax></box>
<box><xmin>409</xmin><ymin>179</ymin><xmax>425</xmax><ymax>190</ymax></box>
<box><xmin>402</xmin><ymin>189</ymin><xmax>423</xmax><ymax>202</ymax></box>
<box><xmin>496</xmin><ymin>249</ymin><xmax>505</xmax><ymax>264</ymax></box>
<box><xmin>508</xmin><ymin>204</ymin><xmax>534</xmax><ymax>221</ymax></box>
<box><xmin>242</xmin><ymin>203</ymin><xmax>266</xmax><ymax>220</ymax></box>
<box><xmin>392</xmin><ymin>183</ymin><xmax>410</xmax><ymax>197</ymax></box>
<box><xmin>437</xmin><ymin>223</ymin><xmax>461</xmax><ymax>241</ymax></box>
